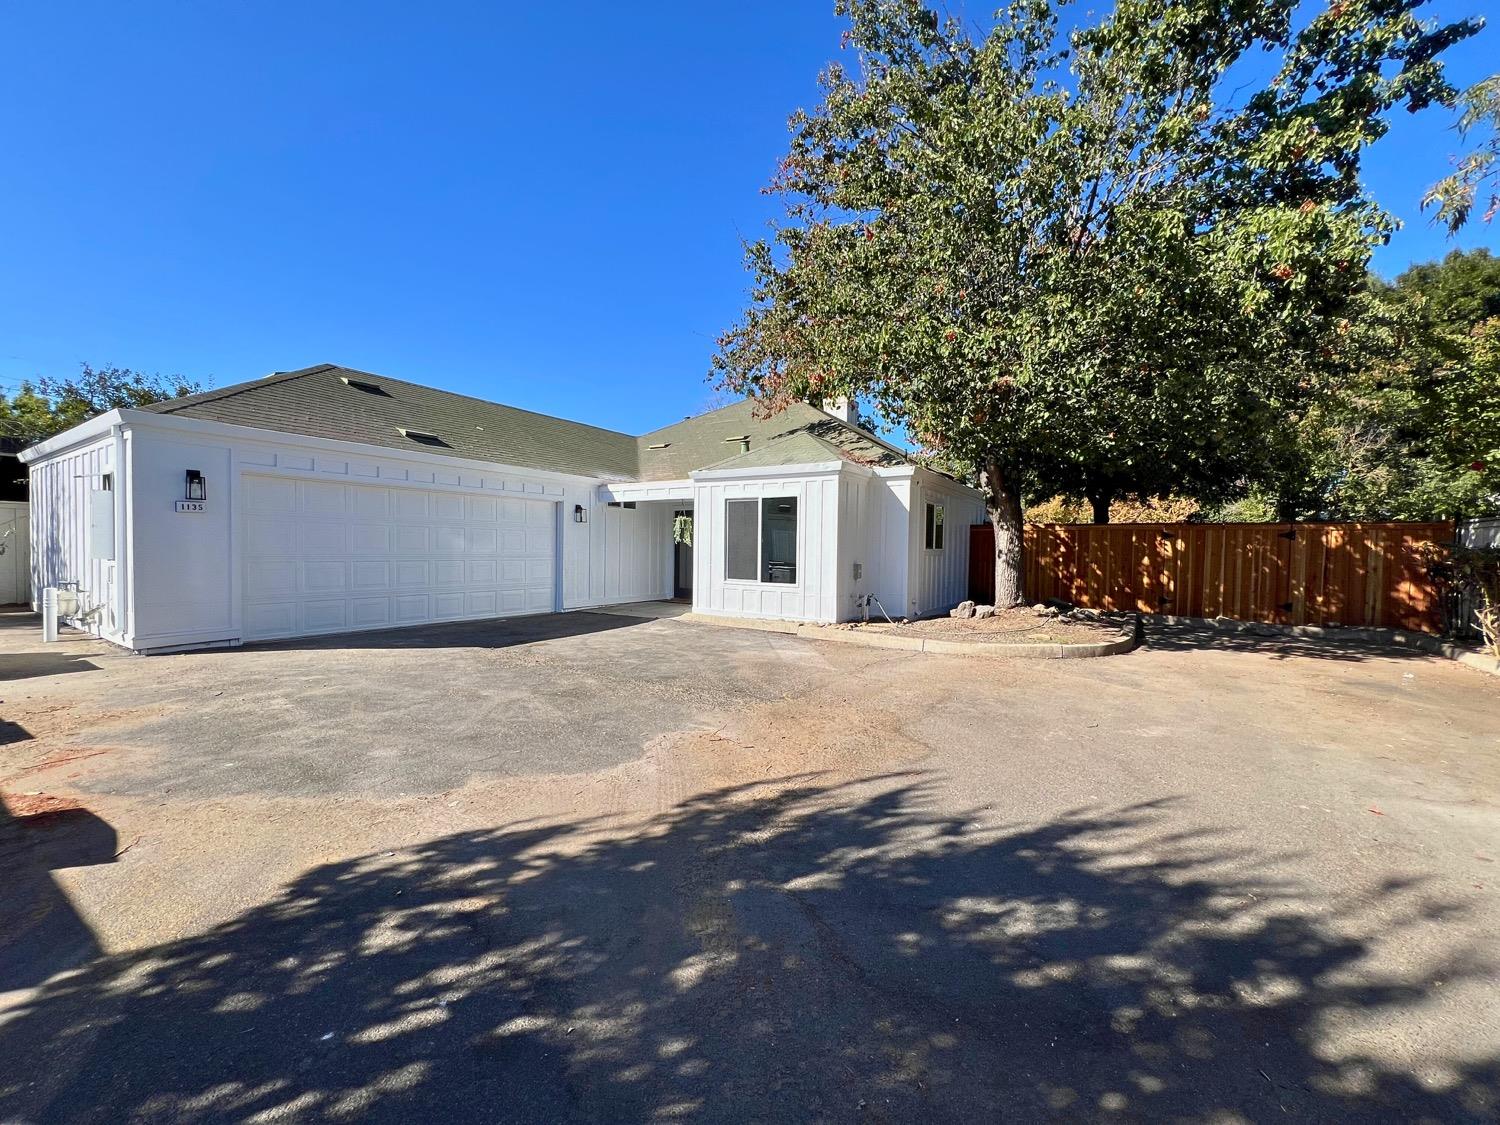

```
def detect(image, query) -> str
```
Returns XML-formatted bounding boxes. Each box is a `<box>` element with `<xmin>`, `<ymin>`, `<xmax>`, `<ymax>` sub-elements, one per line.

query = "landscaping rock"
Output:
<box><xmin>950</xmin><ymin>600</ymin><xmax>976</xmax><ymax>619</ymax></box>
<box><xmin>1070</xmin><ymin>607</ymin><xmax>1102</xmax><ymax>621</ymax></box>
<box><xmin>974</xmin><ymin>605</ymin><xmax>996</xmax><ymax>619</ymax></box>
<box><xmin>1044</xmin><ymin>597</ymin><xmax>1075</xmax><ymax>612</ymax></box>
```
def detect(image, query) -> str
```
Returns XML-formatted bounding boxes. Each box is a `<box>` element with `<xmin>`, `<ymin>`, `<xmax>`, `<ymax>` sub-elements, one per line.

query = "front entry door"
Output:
<box><xmin>673</xmin><ymin>509</ymin><xmax>693</xmax><ymax>600</ymax></box>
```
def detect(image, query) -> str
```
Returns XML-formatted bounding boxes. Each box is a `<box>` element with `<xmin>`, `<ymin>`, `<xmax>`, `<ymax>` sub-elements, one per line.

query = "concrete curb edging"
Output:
<box><xmin>680</xmin><ymin>612</ymin><xmax>1143</xmax><ymax>660</ymax></box>
<box><xmin>1143</xmin><ymin>613</ymin><xmax>1500</xmax><ymax>677</ymax></box>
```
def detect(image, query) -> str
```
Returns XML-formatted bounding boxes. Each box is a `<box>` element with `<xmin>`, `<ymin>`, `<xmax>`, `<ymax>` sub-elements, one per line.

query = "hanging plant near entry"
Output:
<box><xmin>672</xmin><ymin>514</ymin><xmax>693</xmax><ymax>546</ymax></box>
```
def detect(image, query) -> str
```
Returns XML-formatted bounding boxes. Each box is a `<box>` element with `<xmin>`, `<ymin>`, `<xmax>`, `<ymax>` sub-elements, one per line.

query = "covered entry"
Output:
<box><xmin>240</xmin><ymin>475</ymin><xmax>556</xmax><ymax>641</ymax></box>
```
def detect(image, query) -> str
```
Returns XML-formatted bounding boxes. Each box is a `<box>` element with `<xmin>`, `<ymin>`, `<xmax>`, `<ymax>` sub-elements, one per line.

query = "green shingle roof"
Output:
<box><xmin>142</xmin><ymin>363</ymin><xmax>913</xmax><ymax>481</ymax></box>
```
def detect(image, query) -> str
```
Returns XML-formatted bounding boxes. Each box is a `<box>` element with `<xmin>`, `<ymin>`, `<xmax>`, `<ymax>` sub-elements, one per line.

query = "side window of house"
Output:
<box><xmin>925</xmin><ymin>502</ymin><xmax>945</xmax><ymax>550</ymax></box>
<box><xmin>726</xmin><ymin>499</ymin><xmax>759</xmax><ymax>580</ymax></box>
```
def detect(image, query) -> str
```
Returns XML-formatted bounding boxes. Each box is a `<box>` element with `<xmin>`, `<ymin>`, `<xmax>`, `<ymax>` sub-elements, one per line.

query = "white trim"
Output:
<box><xmin>597</xmin><ymin>478</ymin><xmax>694</xmax><ymax>502</ymax></box>
<box><xmin>691</xmin><ymin>459</ymin><xmax>847</xmax><ymax>482</ymax></box>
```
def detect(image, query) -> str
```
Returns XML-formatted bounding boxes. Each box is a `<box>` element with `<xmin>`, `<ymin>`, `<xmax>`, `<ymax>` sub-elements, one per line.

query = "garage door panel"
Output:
<box><xmin>246</xmin><ymin>603</ymin><xmax>295</xmax><ymax>637</ymax></box>
<box><xmin>245</xmin><ymin>517</ymin><xmax>295</xmax><ymax>556</ymax></box>
<box><xmin>352</xmin><ymin>560</ymin><xmax>390</xmax><ymax>590</ymax></box>
<box><xmin>245</xmin><ymin>477</ymin><xmax>296</xmax><ymax>513</ymax></box>
<box><xmin>245</xmin><ymin>560</ymin><xmax>295</xmax><ymax>598</ymax></box>
<box><xmin>393</xmin><ymin>491</ymin><xmax>429</xmax><ymax>519</ymax></box>
<box><xmin>395</xmin><ymin>595</ymin><xmax>429</xmax><ymax>623</ymax></box>
<box><xmin>351</xmin><ymin>524</ymin><xmax>391</xmax><ymax>553</ymax></box>
<box><xmin>350</xmin><ymin>598</ymin><xmax>391</xmax><ymax>628</ymax></box>
<box><xmin>394</xmin><ymin>561</ymin><xmax>429</xmax><ymax>587</ymax></box>
<box><xmin>241</xmin><ymin>475</ymin><xmax>556</xmax><ymax>641</ymax></box>
<box><xmin>300</xmin><ymin>481</ymin><xmax>348</xmax><ymax>515</ymax></box>
<box><xmin>351</xmin><ymin>489</ymin><xmax>390</xmax><ymax>518</ymax></box>
<box><xmin>299</xmin><ymin>524</ymin><xmax>346</xmax><ymax>555</ymax></box>
<box><xmin>394</xmin><ymin>526</ymin><xmax>429</xmax><ymax>553</ymax></box>
<box><xmin>303</xmin><ymin>561</ymin><xmax>348</xmax><ymax>593</ymax></box>
<box><xmin>305</xmin><ymin>601</ymin><xmax>349</xmax><ymax>632</ymax></box>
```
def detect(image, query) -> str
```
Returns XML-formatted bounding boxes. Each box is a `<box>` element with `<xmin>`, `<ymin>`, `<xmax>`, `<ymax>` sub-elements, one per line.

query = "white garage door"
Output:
<box><xmin>240</xmin><ymin>475</ymin><xmax>556</xmax><ymax>641</ymax></box>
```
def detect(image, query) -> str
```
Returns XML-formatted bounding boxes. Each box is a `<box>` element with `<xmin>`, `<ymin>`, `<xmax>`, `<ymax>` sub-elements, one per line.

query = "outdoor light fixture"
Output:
<box><xmin>185</xmin><ymin>469</ymin><xmax>206</xmax><ymax>501</ymax></box>
<box><xmin>574</xmin><ymin>504</ymin><xmax>587</xmax><ymax>524</ymax></box>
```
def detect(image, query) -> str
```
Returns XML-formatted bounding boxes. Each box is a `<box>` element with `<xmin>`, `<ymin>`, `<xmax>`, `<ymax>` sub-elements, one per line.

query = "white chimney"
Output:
<box><xmin>825</xmin><ymin>397</ymin><xmax>857</xmax><ymax>425</ymax></box>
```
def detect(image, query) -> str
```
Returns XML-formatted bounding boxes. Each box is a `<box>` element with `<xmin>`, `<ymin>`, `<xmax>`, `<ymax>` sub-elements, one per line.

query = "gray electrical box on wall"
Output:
<box><xmin>88</xmin><ymin>490</ymin><xmax>115</xmax><ymax>561</ymax></box>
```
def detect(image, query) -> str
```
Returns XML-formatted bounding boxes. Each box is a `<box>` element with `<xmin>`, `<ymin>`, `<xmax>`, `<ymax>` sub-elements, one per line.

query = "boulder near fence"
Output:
<box><xmin>969</xmin><ymin>521</ymin><xmax>1453</xmax><ymax>633</ymax></box>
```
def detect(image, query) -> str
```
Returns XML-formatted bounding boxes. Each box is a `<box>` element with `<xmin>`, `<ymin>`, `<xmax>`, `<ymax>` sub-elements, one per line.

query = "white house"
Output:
<box><xmin>20</xmin><ymin>364</ymin><xmax>985</xmax><ymax>653</ymax></box>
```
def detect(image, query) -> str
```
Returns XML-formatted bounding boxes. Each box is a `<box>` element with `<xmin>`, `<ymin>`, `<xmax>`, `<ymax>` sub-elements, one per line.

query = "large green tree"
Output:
<box><xmin>0</xmin><ymin>363</ymin><xmax>201</xmax><ymax>446</ymax></box>
<box><xmin>1266</xmin><ymin>249</ymin><xmax>1500</xmax><ymax>519</ymax></box>
<box><xmin>714</xmin><ymin>0</ymin><xmax>1476</xmax><ymax>604</ymax></box>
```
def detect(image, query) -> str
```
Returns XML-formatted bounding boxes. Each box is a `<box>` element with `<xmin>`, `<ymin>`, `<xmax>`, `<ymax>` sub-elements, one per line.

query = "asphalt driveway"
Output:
<box><xmin>1</xmin><ymin>607</ymin><xmax>1498</xmax><ymax>1122</ymax></box>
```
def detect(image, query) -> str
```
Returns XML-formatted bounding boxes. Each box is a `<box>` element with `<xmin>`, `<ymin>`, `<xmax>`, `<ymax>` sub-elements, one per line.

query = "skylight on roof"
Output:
<box><xmin>341</xmin><ymin>376</ymin><xmax>388</xmax><ymax>395</ymax></box>
<box><xmin>398</xmin><ymin>427</ymin><xmax>446</xmax><ymax>446</ymax></box>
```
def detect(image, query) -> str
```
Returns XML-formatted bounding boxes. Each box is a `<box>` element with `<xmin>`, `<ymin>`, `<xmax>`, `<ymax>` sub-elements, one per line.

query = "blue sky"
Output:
<box><xmin>1</xmin><ymin>1</ymin><xmax>1495</xmax><ymax>435</ymax></box>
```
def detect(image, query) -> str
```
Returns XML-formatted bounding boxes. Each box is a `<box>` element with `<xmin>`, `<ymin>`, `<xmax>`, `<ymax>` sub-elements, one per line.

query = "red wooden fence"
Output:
<box><xmin>970</xmin><ymin>521</ymin><xmax>1452</xmax><ymax>633</ymax></box>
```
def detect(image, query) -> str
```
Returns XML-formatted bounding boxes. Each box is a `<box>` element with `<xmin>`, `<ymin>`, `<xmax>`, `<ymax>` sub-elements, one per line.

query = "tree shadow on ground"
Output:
<box><xmin>1142</xmin><ymin>621</ymin><xmax>1438</xmax><ymax>663</ymax></box>
<box><xmin>1</xmin><ymin>777</ymin><xmax>1493</xmax><ymax>1122</ymax></box>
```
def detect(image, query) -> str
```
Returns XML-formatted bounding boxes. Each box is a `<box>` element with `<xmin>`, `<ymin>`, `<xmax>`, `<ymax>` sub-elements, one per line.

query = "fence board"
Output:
<box><xmin>970</xmin><ymin>521</ymin><xmax>1453</xmax><ymax>633</ymax></box>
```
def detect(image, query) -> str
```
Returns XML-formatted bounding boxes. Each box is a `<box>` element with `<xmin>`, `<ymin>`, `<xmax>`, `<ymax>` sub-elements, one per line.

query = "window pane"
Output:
<box><xmin>925</xmin><ymin>503</ymin><xmax>935</xmax><ymax>549</ymax></box>
<box><xmin>934</xmin><ymin>504</ymin><xmax>944</xmax><ymax>550</ymax></box>
<box><xmin>725</xmin><ymin>500</ymin><xmax>759</xmax><ymax>580</ymax></box>
<box><xmin>761</xmin><ymin>497</ymin><xmax>798</xmax><ymax>584</ymax></box>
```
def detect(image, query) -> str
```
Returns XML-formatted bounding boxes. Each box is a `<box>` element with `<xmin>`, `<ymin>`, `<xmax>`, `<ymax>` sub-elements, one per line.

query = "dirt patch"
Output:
<box><xmin>2</xmin><ymin>792</ymin><xmax>84</xmax><ymax>821</ymax></box>
<box><xmin>864</xmin><ymin>607</ymin><xmax>1124</xmax><ymax>645</ymax></box>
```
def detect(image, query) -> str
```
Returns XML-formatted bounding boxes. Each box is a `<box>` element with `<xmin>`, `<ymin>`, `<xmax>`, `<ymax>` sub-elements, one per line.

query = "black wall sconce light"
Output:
<box><xmin>574</xmin><ymin>503</ymin><xmax>587</xmax><ymax>524</ymax></box>
<box><xmin>185</xmin><ymin>469</ymin><xmax>206</xmax><ymax>501</ymax></box>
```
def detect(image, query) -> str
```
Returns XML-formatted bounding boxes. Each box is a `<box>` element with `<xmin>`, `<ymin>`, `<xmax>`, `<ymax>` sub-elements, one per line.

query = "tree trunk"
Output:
<box><xmin>980</xmin><ymin>455</ymin><xmax>1025</xmax><ymax>607</ymax></box>
<box><xmin>1089</xmin><ymin>490</ymin><xmax>1112</xmax><ymax>525</ymax></box>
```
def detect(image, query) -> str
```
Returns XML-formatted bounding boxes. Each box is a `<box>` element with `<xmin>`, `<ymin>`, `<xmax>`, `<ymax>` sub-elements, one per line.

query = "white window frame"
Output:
<box><xmin>722</xmin><ymin>495</ymin><xmax>801</xmax><ymax>588</ymax></box>
<box><xmin>925</xmin><ymin>501</ymin><xmax>945</xmax><ymax>551</ymax></box>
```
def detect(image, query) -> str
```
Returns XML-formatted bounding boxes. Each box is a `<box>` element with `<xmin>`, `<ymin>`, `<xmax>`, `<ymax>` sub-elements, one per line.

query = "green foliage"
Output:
<box><xmin>1424</xmin><ymin>74</ymin><xmax>1500</xmax><ymax>232</ymax></box>
<box><xmin>714</xmin><ymin>0</ymin><xmax>1476</xmax><ymax>596</ymax></box>
<box><xmin>1415</xmin><ymin>538</ymin><xmax>1500</xmax><ymax>651</ymax></box>
<box><xmin>1271</xmin><ymin>249</ymin><xmax>1500</xmax><ymax>519</ymax></box>
<box><xmin>0</xmin><ymin>364</ymin><xmax>201</xmax><ymax>445</ymax></box>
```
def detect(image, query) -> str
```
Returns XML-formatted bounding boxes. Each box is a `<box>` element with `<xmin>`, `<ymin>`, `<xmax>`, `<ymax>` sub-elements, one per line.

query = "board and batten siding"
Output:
<box><xmin>27</xmin><ymin>434</ymin><xmax>121</xmax><ymax>639</ymax></box>
<box><xmin>592</xmin><ymin>500</ymin><xmax>673</xmax><ymax>606</ymax></box>
<box><xmin>693</xmin><ymin>470</ymin><xmax>841</xmax><ymax>623</ymax></box>
<box><xmin>909</xmin><ymin>472</ymin><xmax>987</xmax><ymax>616</ymax></box>
<box><xmin>0</xmin><ymin>500</ymin><xmax>32</xmax><ymax>606</ymax></box>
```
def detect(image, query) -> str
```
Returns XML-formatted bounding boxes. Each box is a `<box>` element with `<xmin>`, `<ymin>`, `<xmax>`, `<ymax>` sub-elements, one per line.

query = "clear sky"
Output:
<box><xmin>1</xmin><ymin>1</ymin><xmax>1495</xmax><ymax>435</ymax></box>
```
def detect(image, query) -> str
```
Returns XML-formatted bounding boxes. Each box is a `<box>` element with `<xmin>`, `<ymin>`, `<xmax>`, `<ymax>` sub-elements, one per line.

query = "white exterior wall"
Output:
<box><xmin>691</xmin><ymin>466</ymin><xmax>842</xmax><ymax>623</ymax></box>
<box><xmin>908</xmin><ymin>469</ymin><xmax>987</xmax><ymax>616</ymax></box>
<box><xmin>24</xmin><ymin>411</ymin><xmax>660</xmax><ymax>651</ymax></box>
<box><xmin>590</xmin><ymin>500</ymin><xmax>674</xmax><ymax>606</ymax></box>
<box><xmin>26</xmin><ymin>433</ymin><xmax>123</xmax><ymax>640</ymax></box>
<box><xmin>835</xmin><ymin>470</ymin><xmax>910</xmax><ymax>622</ymax></box>
<box><xmin>0</xmin><ymin>500</ymin><xmax>32</xmax><ymax>606</ymax></box>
